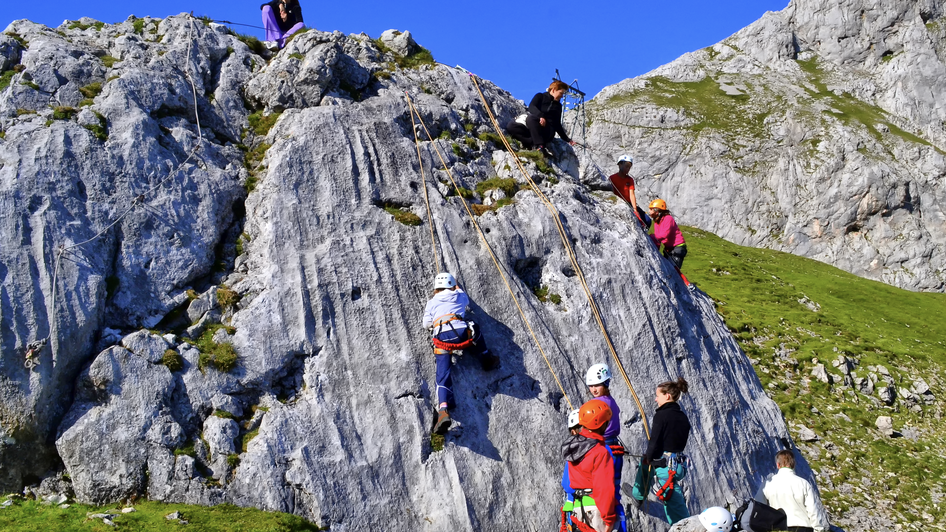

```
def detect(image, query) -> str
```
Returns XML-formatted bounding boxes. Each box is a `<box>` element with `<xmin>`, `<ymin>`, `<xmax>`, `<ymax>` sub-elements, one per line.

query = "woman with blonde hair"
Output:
<box><xmin>505</xmin><ymin>80</ymin><xmax>577</xmax><ymax>156</ymax></box>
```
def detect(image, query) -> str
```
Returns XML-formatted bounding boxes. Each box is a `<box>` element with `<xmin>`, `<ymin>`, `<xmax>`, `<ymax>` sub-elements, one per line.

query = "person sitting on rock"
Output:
<box><xmin>754</xmin><ymin>450</ymin><xmax>829</xmax><ymax>532</ymax></box>
<box><xmin>505</xmin><ymin>80</ymin><xmax>577</xmax><ymax>157</ymax></box>
<box><xmin>563</xmin><ymin>399</ymin><xmax>618</xmax><ymax>532</ymax></box>
<box><xmin>608</xmin><ymin>155</ymin><xmax>650</xmax><ymax>229</ymax></box>
<box><xmin>423</xmin><ymin>272</ymin><xmax>500</xmax><ymax>435</ymax></box>
<box><xmin>260</xmin><ymin>0</ymin><xmax>305</xmax><ymax>51</ymax></box>
<box><xmin>647</xmin><ymin>199</ymin><xmax>687</xmax><ymax>270</ymax></box>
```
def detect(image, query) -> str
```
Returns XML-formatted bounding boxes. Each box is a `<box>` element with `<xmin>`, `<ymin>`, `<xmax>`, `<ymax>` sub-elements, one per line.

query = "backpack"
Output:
<box><xmin>732</xmin><ymin>499</ymin><xmax>787</xmax><ymax>532</ymax></box>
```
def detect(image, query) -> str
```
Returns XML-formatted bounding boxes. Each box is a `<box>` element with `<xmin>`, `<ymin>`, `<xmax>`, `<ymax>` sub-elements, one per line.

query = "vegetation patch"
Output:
<box><xmin>430</xmin><ymin>433</ymin><xmax>444</xmax><ymax>452</ymax></box>
<box><xmin>380</xmin><ymin>203</ymin><xmax>422</xmax><ymax>226</ymax></box>
<box><xmin>681</xmin><ymin>225</ymin><xmax>946</xmax><ymax>528</ymax></box>
<box><xmin>240</xmin><ymin>428</ymin><xmax>260</xmax><ymax>452</ymax></box>
<box><xmin>100</xmin><ymin>55</ymin><xmax>119</xmax><ymax>68</ymax></box>
<box><xmin>475</xmin><ymin>177</ymin><xmax>519</xmax><ymax>197</ymax></box>
<box><xmin>372</xmin><ymin>39</ymin><xmax>435</xmax><ymax>70</ymax></box>
<box><xmin>516</xmin><ymin>150</ymin><xmax>554</xmax><ymax>175</ymax></box>
<box><xmin>0</xmin><ymin>70</ymin><xmax>16</xmax><ymax>92</ymax></box>
<box><xmin>194</xmin><ymin>325</ymin><xmax>239</xmax><ymax>373</ymax></box>
<box><xmin>4</xmin><ymin>32</ymin><xmax>27</xmax><ymax>47</ymax></box>
<box><xmin>217</xmin><ymin>285</ymin><xmax>241</xmax><ymax>310</ymax></box>
<box><xmin>84</xmin><ymin>111</ymin><xmax>108</xmax><ymax>141</ymax></box>
<box><xmin>477</xmin><ymin>131</ymin><xmax>506</xmax><ymax>148</ymax></box>
<box><xmin>0</xmin><ymin>499</ymin><xmax>325</xmax><ymax>530</ymax></box>
<box><xmin>229</xmin><ymin>29</ymin><xmax>266</xmax><ymax>56</ymax></box>
<box><xmin>79</xmin><ymin>81</ymin><xmax>103</xmax><ymax>100</ymax></box>
<box><xmin>161</xmin><ymin>349</ymin><xmax>184</xmax><ymax>372</ymax></box>
<box><xmin>533</xmin><ymin>285</ymin><xmax>562</xmax><ymax>304</ymax></box>
<box><xmin>247</xmin><ymin>110</ymin><xmax>282</xmax><ymax>137</ymax></box>
<box><xmin>51</xmin><ymin>106</ymin><xmax>77</xmax><ymax>120</ymax></box>
<box><xmin>444</xmin><ymin>184</ymin><xmax>474</xmax><ymax>200</ymax></box>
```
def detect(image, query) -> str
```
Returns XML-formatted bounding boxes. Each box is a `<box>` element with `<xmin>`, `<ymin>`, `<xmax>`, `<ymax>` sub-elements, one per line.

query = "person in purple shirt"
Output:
<box><xmin>586</xmin><ymin>363</ymin><xmax>627</xmax><ymax>532</ymax></box>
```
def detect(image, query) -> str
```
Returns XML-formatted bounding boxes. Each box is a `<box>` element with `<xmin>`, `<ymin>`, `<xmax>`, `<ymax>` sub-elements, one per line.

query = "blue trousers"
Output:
<box><xmin>434</xmin><ymin>325</ymin><xmax>492</xmax><ymax>408</ymax></box>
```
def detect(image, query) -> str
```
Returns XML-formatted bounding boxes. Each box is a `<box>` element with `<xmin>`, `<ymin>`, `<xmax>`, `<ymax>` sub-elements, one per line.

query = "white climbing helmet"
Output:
<box><xmin>585</xmin><ymin>363</ymin><xmax>612</xmax><ymax>386</ymax></box>
<box><xmin>617</xmin><ymin>154</ymin><xmax>634</xmax><ymax>164</ymax></box>
<box><xmin>567</xmin><ymin>409</ymin><xmax>580</xmax><ymax>430</ymax></box>
<box><xmin>433</xmin><ymin>272</ymin><xmax>457</xmax><ymax>290</ymax></box>
<box><xmin>699</xmin><ymin>507</ymin><xmax>734</xmax><ymax>532</ymax></box>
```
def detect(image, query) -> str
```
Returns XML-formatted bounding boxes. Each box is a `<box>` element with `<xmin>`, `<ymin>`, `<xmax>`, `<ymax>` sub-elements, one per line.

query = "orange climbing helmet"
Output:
<box><xmin>578</xmin><ymin>399</ymin><xmax>612</xmax><ymax>430</ymax></box>
<box><xmin>649</xmin><ymin>198</ymin><xmax>667</xmax><ymax>211</ymax></box>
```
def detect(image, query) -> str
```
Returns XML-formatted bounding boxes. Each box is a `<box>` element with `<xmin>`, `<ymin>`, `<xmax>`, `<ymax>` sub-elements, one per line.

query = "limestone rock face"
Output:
<box><xmin>584</xmin><ymin>0</ymin><xmax>946</xmax><ymax>292</ymax></box>
<box><xmin>5</xmin><ymin>14</ymin><xmax>807</xmax><ymax>532</ymax></box>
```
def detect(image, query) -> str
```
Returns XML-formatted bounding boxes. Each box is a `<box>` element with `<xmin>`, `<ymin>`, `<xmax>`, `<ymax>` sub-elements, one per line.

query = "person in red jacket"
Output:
<box><xmin>648</xmin><ymin>198</ymin><xmax>687</xmax><ymax>269</ymax></box>
<box><xmin>562</xmin><ymin>399</ymin><xmax>618</xmax><ymax>532</ymax></box>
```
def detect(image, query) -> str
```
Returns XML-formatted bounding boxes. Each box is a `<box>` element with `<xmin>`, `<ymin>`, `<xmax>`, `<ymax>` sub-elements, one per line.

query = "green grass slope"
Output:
<box><xmin>682</xmin><ymin>226</ymin><xmax>946</xmax><ymax>529</ymax></box>
<box><xmin>0</xmin><ymin>499</ymin><xmax>323</xmax><ymax>531</ymax></box>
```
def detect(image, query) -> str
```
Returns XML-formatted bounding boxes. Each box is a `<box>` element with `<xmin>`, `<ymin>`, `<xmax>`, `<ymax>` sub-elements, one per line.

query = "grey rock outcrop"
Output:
<box><xmin>584</xmin><ymin>0</ymin><xmax>946</xmax><ymax>292</ymax></box>
<box><xmin>5</xmin><ymin>13</ymin><xmax>812</xmax><ymax>532</ymax></box>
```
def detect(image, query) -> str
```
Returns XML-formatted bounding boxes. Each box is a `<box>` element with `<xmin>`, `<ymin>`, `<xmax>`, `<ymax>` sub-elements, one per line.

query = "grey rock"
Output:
<box><xmin>166</xmin><ymin>511</ymin><xmax>181</xmax><ymax>520</ymax></box>
<box><xmin>875</xmin><ymin>415</ymin><xmax>894</xmax><ymax>436</ymax></box>
<box><xmin>121</xmin><ymin>507</ymin><xmax>136</xmax><ymax>513</ymax></box>
<box><xmin>811</xmin><ymin>364</ymin><xmax>831</xmax><ymax>384</ymax></box>
<box><xmin>669</xmin><ymin>515</ymin><xmax>709</xmax><ymax>532</ymax></box>
<box><xmin>878</xmin><ymin>385</ymin><xmax>896</xmax><ymax>405</ymax></box>
<box><xmin>795</xmin><ymin>424</ymin><xmax>819</xmax><ymax>442</ymax></box>
<box><xmin>211</xmin><ymin>394</ymin><xmax>243</xmax><ymax>418</ymax></box>
<box><xmin>121</xmin><ymin>330</ymin><xmax>171</xmax><ymax>363</ymax></box>
<box><xmin>584</xmin><ymin>0</ymin><xmax>946</xmax><ymax>292</ymax></box>
<box><xmin>0</xmin><ymin>34</ymin><xmax>23</xmax><ymax>72</ymax></box>
<box><xmin>5</xmin><ymin>14</ymin><xmax>815</xmax><ymax>532</ymax></box>
<box><xmin>186</xmin><ymin>297</ymin><xmax>213</xmax><ymax>325</ymax></box>
<box><xmin>379</xmin><ymin>29</ymin><xmax>419</xmax><ymax>57</ymax></box>
<box><xmin>798</xmin><ymin>295</ymin><xmax>821</xmax><ymax>312</ymax></box>
<box><xmin>912</xmin><ymin>377</ymin><xmax>931</xmax><ymax>395</ymax></box>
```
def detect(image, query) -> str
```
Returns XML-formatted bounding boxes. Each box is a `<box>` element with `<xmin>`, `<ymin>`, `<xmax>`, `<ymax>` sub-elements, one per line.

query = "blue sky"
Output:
<box><xmin>5</xmin><ymin>0</ymin><xmax>788</xmax><ymax>101</ymax></box>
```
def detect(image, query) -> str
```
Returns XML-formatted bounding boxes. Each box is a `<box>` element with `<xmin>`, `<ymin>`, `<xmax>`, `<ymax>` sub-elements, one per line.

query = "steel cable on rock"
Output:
<box><xmin>37</xmin><ymin>14</ymin><xmax>207</xmax><ymax>358</ymax></box>
<box><xmin>404</xmin><ymin>93</ymin><xmax>573</xmax><ymax>411</ymax></box>
<box><xmin>465</xmin><ymin>73</ymin><xmax>651</xmax><ymax>439</ymax></box>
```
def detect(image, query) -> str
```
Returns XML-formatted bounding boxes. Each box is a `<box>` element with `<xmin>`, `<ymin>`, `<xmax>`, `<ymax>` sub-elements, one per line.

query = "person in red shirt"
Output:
<box><xmin>608</xmin><ymin>155</ymin><xmax>649</xmax><ymax>228</ymax></box>
<box><xmin>648</xmin><ymin>198</ymin><xmax>687</xmax><ymax>269</ymax></box>
<box><xmin>562</xmin><ymin>399</ymin><xmax>618</xmax><ymax>532</ymax></box>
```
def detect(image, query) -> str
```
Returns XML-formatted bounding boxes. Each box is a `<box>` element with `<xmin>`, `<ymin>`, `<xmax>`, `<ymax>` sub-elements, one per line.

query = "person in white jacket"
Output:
<box><xmin>754</xmin><ymin>450</ymin><xmax>829</xmax><ymax>532</ymax></box>
<box><xmin>423</xmin><ymin>272</ymin><xmax>500</xmax><ymax>435</ymax></box>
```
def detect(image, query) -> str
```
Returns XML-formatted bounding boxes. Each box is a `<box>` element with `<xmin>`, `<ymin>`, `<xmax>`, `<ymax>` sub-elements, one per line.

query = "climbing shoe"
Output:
<box><xmin>433</xmin><ymin>409</ymin><xmax>452</xmax><ymax>435</ymax></box>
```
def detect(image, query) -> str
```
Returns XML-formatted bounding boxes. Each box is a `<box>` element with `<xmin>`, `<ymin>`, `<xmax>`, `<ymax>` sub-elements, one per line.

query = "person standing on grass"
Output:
<box><xmin>260</xmin><ymin>0</ymin><xmax>304</xmax><ymax>50</ymax></box>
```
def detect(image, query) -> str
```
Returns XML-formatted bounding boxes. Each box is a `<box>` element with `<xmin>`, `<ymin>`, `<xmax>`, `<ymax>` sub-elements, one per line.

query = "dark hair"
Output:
<box><xmin>656</xmin><ymin>378</ymin><xmax>689</xmax><ymax>401</ymax></box>
<box><xmin>775</xmin><ymin>450</ymin><xmax>795</xmax><ymax>469</ymax></box>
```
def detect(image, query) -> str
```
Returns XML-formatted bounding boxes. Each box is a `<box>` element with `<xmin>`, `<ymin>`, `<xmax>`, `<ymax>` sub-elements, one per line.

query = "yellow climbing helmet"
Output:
<box><xmin>649</xmin><ymin>198</ymin><xmax>667</xmax><ymax>211</ymax></box>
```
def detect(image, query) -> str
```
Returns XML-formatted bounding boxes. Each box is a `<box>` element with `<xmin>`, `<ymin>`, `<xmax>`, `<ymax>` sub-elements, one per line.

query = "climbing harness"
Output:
<box><xmin>430</xmin><ymin>314</ymin><xmax>476</xmax><ymax>354</ymax></box>
<box><xmin>36</xmin><ymin>15</ymin><xmax>206</xmax><ymax>358</ymax></box>
<box><xmin>464</xmin><ymin>71</ymin><xmax>651</xmax><ymax>438</ymax></box>
<box><xmin>23</xmin><ymin>339</ymin><xmax>46</xmax><ymax>370</ymax></box>
<box><xmin>651</xmin><ymin>452</ymin><xmax>688</xmax><ymax>502</ymax></box>
<box><xmin>404</xmin><ymin>93</ymin><xmax>574</xmax><ymax>410</ymax></box>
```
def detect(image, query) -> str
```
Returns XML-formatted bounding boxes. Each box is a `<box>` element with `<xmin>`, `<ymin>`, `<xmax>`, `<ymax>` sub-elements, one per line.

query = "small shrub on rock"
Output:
<box><xmin>162</xmin><ymin>349</ymin><xmax>184</xmax><ymax>372</ymax></box>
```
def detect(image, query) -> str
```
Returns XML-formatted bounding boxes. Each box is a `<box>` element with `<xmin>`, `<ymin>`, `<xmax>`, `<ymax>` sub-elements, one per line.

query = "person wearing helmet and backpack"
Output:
<box><xmin>628</xmin><ymin>378</ymin><xmax>692</xmax><ymax>525</ymax></box>
<box><xmin>561</xmin><ymin>409</ymin><xmax>582</xmax><ymax>531</ymax></box>
<box><xmin>423</xmin><ymin>272</ymin><xmax>500</xmax><ymax>435</ymax></box>
<box><xmin>608</xmin><ymin>155</ymin><xmax>650</xmax><ymax>229</ymax></box>
<box><xmin>647</xmin><ymin>199</ymin><xmax>687</xmax><ymax>269</ymax></box>
<box><xmin>562</xmin><ymin>399</ymin><xmax>618</xmax><ymax>532</ymax></box>
<box><xmin>586</xmin><ymin>364</ymin><xmax>627</xmax><ymax>532</ymax></box>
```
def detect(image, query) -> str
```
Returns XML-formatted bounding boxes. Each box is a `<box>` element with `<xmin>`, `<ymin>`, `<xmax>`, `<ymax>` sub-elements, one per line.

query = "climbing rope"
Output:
<box><xmin>404</xmin><ymin>93</ymin><xmax>573</xmax><ymax>411</ymax></box>
<box><xmin>32</xmin><ymin>14</ymin><xmax>206</xmax><ymax>367</ymax></box>
<box><xmin>406</xmin><ymin>92</ymin><xmax>441</xmax><ymax>271</ymax></box>
<box><xmin>465</xmin><ymin>73</ymin><xmax>651</xmax><ymax>439</ymax></box>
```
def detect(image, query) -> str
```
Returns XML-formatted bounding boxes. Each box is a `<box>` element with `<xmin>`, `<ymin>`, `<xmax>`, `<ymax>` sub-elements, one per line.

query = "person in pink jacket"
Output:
<box><xmin>648</xmin><ymin>199</ymin><xmax>687</xmax><ymax>269</ymax></box>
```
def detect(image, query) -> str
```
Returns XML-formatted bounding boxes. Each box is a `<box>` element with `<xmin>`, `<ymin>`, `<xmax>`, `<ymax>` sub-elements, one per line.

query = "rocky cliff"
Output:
<box><xmin>3</xmin><ymin>15</ymin><xmax>800</xmax><ymax>531</ymax></box>
<box><xmin>584</xmin><ymin>0</ymin><xmax>946</xmax><ymax>292</ymax></box>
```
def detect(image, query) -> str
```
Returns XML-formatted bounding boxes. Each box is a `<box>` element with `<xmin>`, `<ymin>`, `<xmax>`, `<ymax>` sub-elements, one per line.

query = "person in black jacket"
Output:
<box><xmin>627</xmin><ymin>378</ymin><xmax>691</xmax><ymax>524</ymax></box>
<box><xmin>506</xmin><ymin>80</ymin><xmax>577</xmax><ymax>156</ymax></box>
<box><xmin>261</xmin><ymin>0</ymin><xmax>305</xmax><ymax>50</ymax></box>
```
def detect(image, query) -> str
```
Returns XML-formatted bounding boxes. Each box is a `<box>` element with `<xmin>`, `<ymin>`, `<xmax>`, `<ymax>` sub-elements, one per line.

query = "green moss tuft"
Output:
<box><xmin>162</xmin><ymin>349</ymin><xmax>184</xmax><ymax>372</ymax></box>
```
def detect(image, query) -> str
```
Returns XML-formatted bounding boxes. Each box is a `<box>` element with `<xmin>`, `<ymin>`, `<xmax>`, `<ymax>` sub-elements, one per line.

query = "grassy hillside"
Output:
<box><xmin>681</xmin><ymin>226</ymin><xmax>946</xmax><ymax>530</ymax></box>
<box><xmin>0</xmin><ymin>499</ymin><xmax>323</xmax><ymax>531</ymax></box>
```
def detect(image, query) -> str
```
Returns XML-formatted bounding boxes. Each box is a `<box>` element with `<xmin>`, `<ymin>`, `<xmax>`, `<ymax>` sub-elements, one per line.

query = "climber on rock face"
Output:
<box><xmin>586</xmin><ymin>364</ymin><xmax>627</xmax><ymax>527</ymax></box>
<box><xmin>563</xmin><ymin>399</ymin><xmax>618</xmax><ymax>532</ymax></box>
<box><xmin>608</xmin><ymin>155</ymin><xmax>650</xmax><ymax>228</ymax></box>
<box><xmin>629</xmin><ymin>378</ymin><xmax>692</xmax><ymax>525</ymax></box>
<box><xmin>505</xmin><ymin>80</ymin><xmax>577</xmax><ymax>158</ymax></box>
<box><xmin>754</xmin><ymin>450</ymin><xmax>829</xmax><ymax>532</ymax></box>
<box><xmin>422</xmin><ymin>272</ymin><xmax>500</xmax><ymax>435</ymax></box>
<box><xmin>648</xmin><ymin>198</ymin><xmax>687</xmax><ymax>270</ymax></box>
<box><xmin>260</xmin><ymin>0</ymin><xmax>305</xmax><ymax>50</ymax></box>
